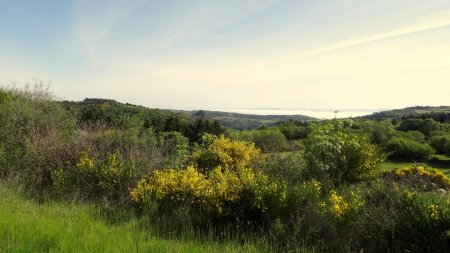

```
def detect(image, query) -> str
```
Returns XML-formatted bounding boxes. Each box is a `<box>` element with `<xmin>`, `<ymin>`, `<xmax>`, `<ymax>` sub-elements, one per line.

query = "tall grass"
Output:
<box><xmin>0</xmin><ymin>186</ymin><xmax>268</xmax><ymax>253</ymax></box>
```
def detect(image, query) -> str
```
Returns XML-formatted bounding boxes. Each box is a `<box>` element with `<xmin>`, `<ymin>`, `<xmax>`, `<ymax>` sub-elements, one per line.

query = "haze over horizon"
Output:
<box><xmin>1</xmin><ymin>0</ymin><xmax>450</xmax><ymax>112</ymax></box>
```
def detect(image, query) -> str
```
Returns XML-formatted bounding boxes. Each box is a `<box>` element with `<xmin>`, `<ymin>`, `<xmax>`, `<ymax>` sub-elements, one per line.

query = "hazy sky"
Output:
<box><xmin>1</xmin><ymin>0</ymin><xmax>450</xmax><ymax>111</ymax></box>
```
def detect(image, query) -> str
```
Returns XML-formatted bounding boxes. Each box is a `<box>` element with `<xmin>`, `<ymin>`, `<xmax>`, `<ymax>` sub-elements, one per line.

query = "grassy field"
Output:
<box><xmin>380</xmin><ymin>155</ymin><xmax>450</xmax><ymax>176</ymax></box>
<box><xmin>0</xmin><ymin>187</ymin><xmax>265</xmax><ymax>253</ymax></box>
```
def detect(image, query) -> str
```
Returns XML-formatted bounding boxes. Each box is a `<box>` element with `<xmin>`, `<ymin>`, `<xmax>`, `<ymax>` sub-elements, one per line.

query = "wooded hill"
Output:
<box><xmin>178</xmin><ymin>110</ymin><xmax>317</xmax><ymax>130</ymax></box>
<box><xmin>363</xmin><ymin>106</ymin><xmax>450</xmax><ymax>122</ymax></box>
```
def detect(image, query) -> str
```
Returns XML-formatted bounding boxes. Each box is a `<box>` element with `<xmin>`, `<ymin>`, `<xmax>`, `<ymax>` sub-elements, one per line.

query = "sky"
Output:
<box><xmin>1</xmin><ymin>0</ymin><xmax>450</xmax><ymax>116</ymax></box>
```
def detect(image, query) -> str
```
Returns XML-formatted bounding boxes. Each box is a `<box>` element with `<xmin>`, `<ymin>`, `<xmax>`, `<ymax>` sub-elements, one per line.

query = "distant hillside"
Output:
<box><xmin>362</xmin><ymin>106</ymin><xmax>450</xmax><ymax>121</ymax></box>
<box><xmin>61</xmin><ymin>98</ymin><xmax>223</xmax><ymax>142</ymax></box>
<box><xmin>178</xmin><ymin>110</ymin><xmax>317</xmax><ymax>130</ymax></box>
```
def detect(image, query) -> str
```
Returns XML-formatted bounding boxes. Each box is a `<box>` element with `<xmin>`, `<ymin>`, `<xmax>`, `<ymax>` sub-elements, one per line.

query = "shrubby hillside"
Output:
<box><xmin>1</xmin><ymin>85</ymin><xmax>450</xmax><ymax>252</ymax></box>
<box><xmin>180</xmin><ymin>110</ymin><xmax>317</xmax><ymax>130</ymax></box>
<box><xmin>363</xmin><ymin>106</ymin><xmax>450</xmax><ymax>122</ymax></box>
<box><xmin>62</xmin><ymin>98</ymin><xmax>224</xmax><ymax>143</ymax></box>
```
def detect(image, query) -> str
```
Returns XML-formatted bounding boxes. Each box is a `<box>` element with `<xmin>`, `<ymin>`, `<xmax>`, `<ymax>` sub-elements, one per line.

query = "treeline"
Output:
<box><xmin>62</xmin><ymin>98</ymin><xmax>224</xmax><ymax>143</ymax></box>
<box><xmin>229</xmin><ymin>116</ymin><xmax>450</xmax><ymax>162</ymax></box>
<box><xmin>401</xmin><ymin>112</ymin><xmax>450</xmax><ymax>123</ymax></box>
<box><xmin>363</xmin><ymin>106</ymin><xmax>450</xmax><ymax>121</ymax></box>
<box><xmin>186</xmin><ymin>110</ymin><xmax>316</xmax><ymax>130</ymax></box>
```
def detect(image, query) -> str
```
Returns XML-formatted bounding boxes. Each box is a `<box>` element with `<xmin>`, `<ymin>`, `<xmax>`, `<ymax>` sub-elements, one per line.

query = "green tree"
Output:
<box><xmin>386</xmin><ymin>138</ymin><xmax>435</xmax><ymax>161</ymax></box>
<box><xmin>304</xmin><ymin>120</ymin><xmax>383</xmax><ymax>185</ymax></box>
<box><xmin>158</xmin><ymin>131</ymin><xmax>189</xmax><ymax>167</ymax></box>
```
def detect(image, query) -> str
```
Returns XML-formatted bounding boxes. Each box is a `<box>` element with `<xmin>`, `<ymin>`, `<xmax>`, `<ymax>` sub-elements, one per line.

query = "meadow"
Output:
<box><xmin>0</xmin><ymin>186</ymin><xmax>268</xmax><ymax>253</ymax></box>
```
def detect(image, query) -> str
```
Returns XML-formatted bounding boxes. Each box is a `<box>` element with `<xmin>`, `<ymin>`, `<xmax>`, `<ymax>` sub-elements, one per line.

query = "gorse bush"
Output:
<box><xmin>319</xmin><ymin>188</ymin><xmax>364</xmax><ymax>224</ymax></box>
<box><xmin>383</xmin><ymin>166</ymin><xmax>450</xmax><ymax>191</ymax></box>
<box><xmin>52</xmin><ymin>150</ymin><xmax>137</xmax><ymax>203</ymax></box>
<box><xmin>304</xmin><ymin>120</ymin><xmax>383</xmax><ymax>185</ymax></box>
<box><xmin>192</xmin><ymin>134</ymin><xmax>261</xmax><ymax>171</ymax></box>
<box><xmin>341</xmin><ymin>182</ymin><xmax>450</xmax><ymax>252</ymax></box>
<box><xmin>391</xmin><ymin>189</ymin><xmax>450</xmax><ymax>252</ymax></box>
<box><xmin>130</xmin><ymin>165</ymin><xmax>287</xmax><ymax>221</ymax></box>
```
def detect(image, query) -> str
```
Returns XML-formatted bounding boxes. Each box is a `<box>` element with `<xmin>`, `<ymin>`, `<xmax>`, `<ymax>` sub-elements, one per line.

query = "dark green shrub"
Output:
<box><xmin>304</xmin><ymin>120</ymin><xmax>383</xmax><ymax>185</ymax></box>
<box><xmin>92</xmin><ymin>122</ymin><xmax>161</xmax><ymax>170</ymax></box>
<box><xmin>261</xmin><ymin>152</ymin><xmax>306</xmax><ymax>184</ymax></box>
<box><xmin>354</xmin><ymin>119</ymin><xmax>396</xmax><ymax>146</ymax></box>
<box><xmin>386</xmin><ymin>137</ymin><xmax>435</xmax><ymax>161</ymax></box>
<box><xmin>231</xmin><ymin>128</ymin><xmax>289</xmax><ymax>152</ymax></box>
<box><xmin>277</xmin><ymin>122</ymin><xmax>308</xmax><ymax>140</ymax></box>
<box><xmin>252</xmin><ymin>128</ymin><xmax>289</xmax><ymax>152</ymax></box>
<box><xmin>394</xmin><ymin>130</ymin><xmax>426</xmax><ymax>143</ymax></box>
<box><xmin>399</xmin><ymin>118</ymin><xmax>441</xmax><ymax>136</ymax></box>
<box><xmin>429</xmin><ymin>134</ymin><xmax>450</xmax><ymax>153</ymax></box>
<box><xmin>349</xmin><ymin>182</ymin><xmax>450</xmax><ymax>252</ymax></box>
<box><xmin>0</xmin><ymin>84</ymin><xmax>78</xmax><ymax>193</ymax></box>
<box><xmin>158</xmin><ymin>131</ymin><xmax>189</xmax><ymax>168</ymax></box>
<box><xmin>445</xmin><ymin>142</ymin><xmax>450</xmax><ymax>156</ymax></box>
<box><xmin>391</xmin><ymin>191</ymin><xmax>450</xmax><ymax>252</ymax></box>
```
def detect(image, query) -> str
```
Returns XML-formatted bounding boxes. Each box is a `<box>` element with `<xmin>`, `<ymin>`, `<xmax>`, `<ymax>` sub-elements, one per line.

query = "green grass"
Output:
<box><xmin>381</xmin><ymin>154</ymin><xmax>450</xmax><ymax>177</ymax></box>
<box><xmin>0</xmin><ymin>187</ymin><xmax>265</xmax><ymax>253</ymax></box>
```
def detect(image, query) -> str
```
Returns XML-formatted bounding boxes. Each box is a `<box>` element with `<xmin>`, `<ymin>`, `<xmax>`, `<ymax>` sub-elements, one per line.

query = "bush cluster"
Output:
<box><xmin>192</xmin><ymin>134</ymin><xmax>261</xmax><ymax>171</ymax></box>
<box><xmin>131</xmin><ymin>166</ymin><xmax>286</xmax><ymax>220</ymax></box>
<box><xmin>52</xmin><ymin>150</ymin><xmax>137</xmax><ymax>203</ymax></box>
<box><xmin>386</xmin><ymin>137</ymin><xmax>435</xmax><ymax>161</ymax></box>
<box><xmin>383</xmin><ymin>165</ymin><xmax>450</xmax><ymax>191</ymax></box>
<box><xmin>304</xmin><ymin>120</ymin><xmax>383</xmax><ymax>185</ymax></box>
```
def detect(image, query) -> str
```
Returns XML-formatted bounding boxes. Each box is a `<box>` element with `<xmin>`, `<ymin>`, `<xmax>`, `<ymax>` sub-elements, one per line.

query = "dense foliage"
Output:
<box><xmin>63</xmin><ymin>98</ymin><xmax>224</xmax><ymax>142</ymax></box>
<box><xmin>304</xmin><ymin>120</ymin><xmax>383</xmax><ymax>185</ymax></box>
<box><xmin>386</xmin><ymin>137</ymin><xmax>435</xmax><ymax>161</ymax></box>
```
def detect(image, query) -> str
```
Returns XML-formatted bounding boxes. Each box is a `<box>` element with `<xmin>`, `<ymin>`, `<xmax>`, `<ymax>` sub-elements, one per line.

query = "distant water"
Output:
<box><xmin>216</xmin><ymin>108</ymin><xmax>381</xmax><ymax>119</ymax></box>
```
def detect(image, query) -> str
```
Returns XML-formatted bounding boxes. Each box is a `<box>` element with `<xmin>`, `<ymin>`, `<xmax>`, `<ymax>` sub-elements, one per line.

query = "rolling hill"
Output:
<box><xmin>179</xmin><ymin>110</ymin><xmax>317</xmax><ymax>130</ymax></box>
<box><xmin>362</xmin><ymin>106</ymin><xmax>450</xmax><ymax>121</ymax></box>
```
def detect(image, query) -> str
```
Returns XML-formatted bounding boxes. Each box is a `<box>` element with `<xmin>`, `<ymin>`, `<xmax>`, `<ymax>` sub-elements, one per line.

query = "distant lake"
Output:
<box><xmin>215</xmin><ymin>108</ymin><xmax>382</xmax><ymax>119</ymax></box>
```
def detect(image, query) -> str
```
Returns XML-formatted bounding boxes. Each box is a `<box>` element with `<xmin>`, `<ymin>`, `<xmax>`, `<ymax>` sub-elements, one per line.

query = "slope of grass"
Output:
<box><xmin>381</xmin><ymin>155</ymin><xmax>450</xmax><ymax>176</ymax></box>
<box><xmin>0</xmin><ymin>186</ymin><xmax>264</xmax><ymax>253</ymax></box>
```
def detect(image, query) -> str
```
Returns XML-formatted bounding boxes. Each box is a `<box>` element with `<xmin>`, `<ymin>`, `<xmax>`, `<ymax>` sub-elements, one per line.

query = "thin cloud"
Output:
<box><xmin>264</xmin><ymin>10</ymin><xmax>450</xmax><ymax>64</ymax></box>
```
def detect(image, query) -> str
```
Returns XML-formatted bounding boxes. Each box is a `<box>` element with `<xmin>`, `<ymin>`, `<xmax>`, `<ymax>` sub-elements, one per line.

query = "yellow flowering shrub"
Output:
<box><xmin>52</xmin><ymin>149</ymin><xmax>136</xmax><ymax>201</ymax></box>
<box><xmin>319</xmin><ymin>189</ymin><xmax>364</xmax><ymax>222</ymax></box>
<box><xmin>130</xmin><ymin>165</ymin><xmax>286</xmax><ymax>216</ymax></box>
<box><xmin>392</xmin><ymin>187</ymin><xmax>450</xmax><ymax>249</ymax></box>
<box><xmin>428</xmin><ymin>204</ymin><xmax>440</xmax><ymax>220</ymax></box>
<box><xmin>384</xmin><ymin>166</ymin><xmax>450</xmax><ymax>191</ymax></box>
<box><xmin>192</xmin><ymin>135</ymin><xmax>261</xmax><ymax>171</ymax></box>
<box><xmin>289</xmin><ymin>179</ymin><xmax>322</xmax><ymax>205</ymax></box>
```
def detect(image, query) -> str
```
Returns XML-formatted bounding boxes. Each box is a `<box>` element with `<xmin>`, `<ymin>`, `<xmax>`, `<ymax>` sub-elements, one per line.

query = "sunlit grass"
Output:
<box><xmin>0</xmin><ymin>187</ymin><xmax>265</xmax><ymax>253</ymax></box>
<box><xmin>381</xmin><ymin>154</ymin><xmax>450</xmax><ymax>176</ymax></box>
